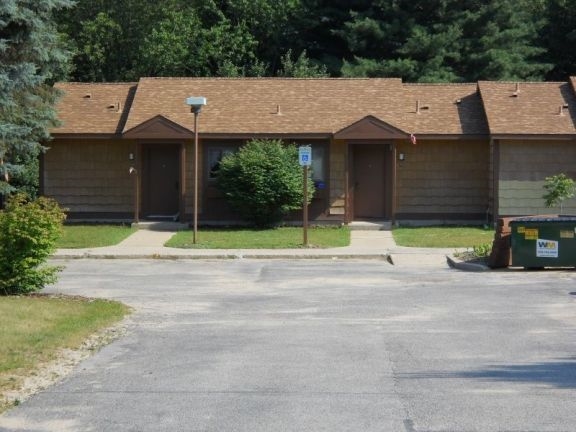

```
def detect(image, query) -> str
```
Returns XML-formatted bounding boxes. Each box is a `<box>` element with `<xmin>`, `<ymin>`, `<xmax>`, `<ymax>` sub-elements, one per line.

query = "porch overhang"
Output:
<box><xmin>123</xmin><ymin>115</ymin><xmax>193</xmax><ymax>139</ymax></box>
<box><xmin>334</xmin><ymin>115</ymin><xmax>409</xmax><ymax>140</ymax></box>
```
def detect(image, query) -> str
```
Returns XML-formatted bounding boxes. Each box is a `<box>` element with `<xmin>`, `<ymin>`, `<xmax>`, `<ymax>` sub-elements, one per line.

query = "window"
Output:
<box><xmin>311</xmin><ymin>146</ymin><xmax>325</xmax><ymax>182</ymax></box>
<box><xmin>207</xmin><ymin>147</ymin><xmax>236</xmax><ymax>179</ymax></box>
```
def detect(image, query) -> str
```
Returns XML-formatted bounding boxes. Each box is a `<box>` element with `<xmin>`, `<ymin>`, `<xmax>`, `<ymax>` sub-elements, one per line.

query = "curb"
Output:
<box><xmin>51</xmin><ymin>252</ymin><xmax>394</xmax><ymax>261</ymax></box>
<box><xmin>446</xmin><ymin>255</ymin><xmax>490</xmax><ymax>272</ymax></box>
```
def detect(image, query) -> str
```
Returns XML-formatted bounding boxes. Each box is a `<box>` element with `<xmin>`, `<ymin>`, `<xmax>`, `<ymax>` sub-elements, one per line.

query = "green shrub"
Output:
<box><xmin>543</xmin><ymin>173</ymin><xmax>575</xmax><ymax>214</ymax></box>
<box><xmin>217</xmin><ymin>139</ymin><xmax>314</xmax><ymax>227</ymax></box>
<box><xmin>472</xmin><ymin>243</ymin><xmax>492</xmax><ymax>258</ymax></box>
<box><xmin>0</xmin><ymin>194</ymin><xmax>66</xmax><ymax>296</ymax></box>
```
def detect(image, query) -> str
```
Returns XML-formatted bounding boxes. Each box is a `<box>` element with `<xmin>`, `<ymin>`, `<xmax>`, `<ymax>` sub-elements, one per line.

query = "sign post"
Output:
<box><xmin>298</xmin><ymin>146</ymin><xmax>312</xmax><ymax>247</ymax></box>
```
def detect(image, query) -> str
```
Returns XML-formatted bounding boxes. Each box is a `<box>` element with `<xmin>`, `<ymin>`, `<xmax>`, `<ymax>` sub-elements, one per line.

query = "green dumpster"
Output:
<box><xmin>510</xmin><ymin>217</ymin><xmax>576</xmax><ymax>268</ymax></box>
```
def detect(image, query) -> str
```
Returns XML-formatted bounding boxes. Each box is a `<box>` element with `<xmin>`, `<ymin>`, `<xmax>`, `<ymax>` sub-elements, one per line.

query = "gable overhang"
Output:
<box><xmin>334</xmin><ymin>115</ymin><xmax>408</xmax><ymax>140</ymax></box>
<box><xmin>197</xmin><ymin>132</ymin><xmax>332</xmax><ymax>140</ymax></box>
<box><xmin>490</xmin><ymin>134</ymin><xmax>576</xmax><ymax>141</ymax></box>
<box><xmin>50</xmin><ymin>133</ymin><xmax>122</xmax><ymax>140</ymax></box>
<box><xmin>123</xmin><ymin>115</ymin><xmax>193</xmax><ymax>139</ymax></box>
<box><xmin>409</xmin><ymin>134</ymin><xmax>489</xmax><ymax>141</ymax></box>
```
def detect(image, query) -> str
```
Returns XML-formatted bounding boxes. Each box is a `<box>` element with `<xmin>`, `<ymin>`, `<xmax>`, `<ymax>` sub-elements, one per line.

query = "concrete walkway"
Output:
<box><xmin>53</xmin><ymin>229</ymin><xmax>461</xmax><ymax>268</ymax></box>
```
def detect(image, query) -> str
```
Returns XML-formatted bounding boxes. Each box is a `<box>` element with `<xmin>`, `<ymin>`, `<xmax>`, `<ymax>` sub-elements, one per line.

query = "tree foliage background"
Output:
<box><xmin>58</xmin><ymin>0</ymin><xmax>575</xmax><ymax>83</ymax></box>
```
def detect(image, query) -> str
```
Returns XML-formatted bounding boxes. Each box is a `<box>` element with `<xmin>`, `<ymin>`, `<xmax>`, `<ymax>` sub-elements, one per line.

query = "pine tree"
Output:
<box><xmin>541</xmin><ymin>0</ymin><xmax>576</xmax><ymax>80</ymax></box>
<box><xmin>462</xmin><ymin>0</ymin><xmax>550</xmax><ymax>81</ymax></box>
<box><xmin>340</xmin><ymin>0</ymin><xmax>550</xmax><ymax>82</ymax></box>
<box><xmin>0</xmin><ymin>0</ymin><xmax>73</xmax><ymax>198</ymax></box>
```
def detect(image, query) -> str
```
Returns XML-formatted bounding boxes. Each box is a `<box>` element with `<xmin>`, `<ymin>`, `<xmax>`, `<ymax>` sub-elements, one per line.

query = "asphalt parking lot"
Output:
<box><xmin>1</xmin><ymin>259</ymin><xmax>576</xmax><ymax>432</ymax></box>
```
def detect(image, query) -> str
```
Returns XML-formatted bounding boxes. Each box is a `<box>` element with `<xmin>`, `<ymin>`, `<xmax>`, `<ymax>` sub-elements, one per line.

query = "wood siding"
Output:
<box><xmin>488</xmin><ymin>139</ymin><xmax>496</xmax><ymax>219</ymax></box>
<box><xmin>395</xmin><ymin>139</ymin><xmax>490</xmax><ymax>219</ymax></box>
<box><xmin>44</xmin><ymin>139</ymin><xmax>135</xmax><ymax>214</ymax></box>
<box><xmin>498</xmin><ymin>140</ymin><xmax>576</xmax><ymax>216</ymax></box>
<box><xmin>183</xmin><ymin>139</ymin><xmax>200</xmax><ymax>218</ymax></box>
<box><xmin>329</xmin><ymin>139</ymin><xmax>346</xmax><ymax>217</ymax></box>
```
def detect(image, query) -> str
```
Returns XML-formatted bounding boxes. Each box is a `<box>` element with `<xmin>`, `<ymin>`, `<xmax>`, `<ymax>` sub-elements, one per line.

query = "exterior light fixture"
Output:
<box><xmin>185</xmin><ymin>96</ymin><xmax>207</xmax><ymax>244</ymax></box>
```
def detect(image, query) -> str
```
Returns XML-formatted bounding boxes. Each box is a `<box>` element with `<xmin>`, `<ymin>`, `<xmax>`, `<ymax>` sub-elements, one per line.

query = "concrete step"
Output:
<box><xmin>132</xmin><ymin>221</ymin><xmax>188</xmax><ymax>231</ymax></box>
<box><xmin>348</xmin><ymin>220</ymin><xmax>392</xmax><ymax>231</ymax></box>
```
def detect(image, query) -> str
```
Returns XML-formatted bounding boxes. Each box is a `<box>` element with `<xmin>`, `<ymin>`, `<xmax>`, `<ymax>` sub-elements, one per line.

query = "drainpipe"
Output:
<box><xmin>490</xmin><ymin>138</ymin><xmax>500</xmax><ymax>225</ymax></box>
<box><xmin>391</xmin><ymin>142</ymin><xmax>397</xmax><ymax>225</ymax></box>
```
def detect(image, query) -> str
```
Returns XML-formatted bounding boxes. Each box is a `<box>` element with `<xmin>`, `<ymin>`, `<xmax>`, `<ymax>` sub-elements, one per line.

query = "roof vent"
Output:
<box><xmin>455</xmin><ymin>99</ymin><xmax>462</xmax><ymax>104</ymax></box>
<box><xmin>275</xmin><ymin>104</ymin><xmax>282</xmax><ymax>115</ymax></box>
<box><xmin>416</xmin><ymin>100</ymin><xmax>429</xmax><ymax>114</ymax></box>
<box><xmin>107</xmin><ymin>101</ymin><xmax>121</xmax><ymax>112</ymax></box>
<box><xmin>83</xmin><ymin>93</ymin><xmax>92</xmax><ymax>99</ymax></box>
<box><xmin>558</xmin><ymin>104</ymin><xmax>569</xmax><ymax>116</ymax></box>
<box><xmin>511</xmin><ymin>83</ymin><xmax>520</xmax><ymax>97</ymax></box>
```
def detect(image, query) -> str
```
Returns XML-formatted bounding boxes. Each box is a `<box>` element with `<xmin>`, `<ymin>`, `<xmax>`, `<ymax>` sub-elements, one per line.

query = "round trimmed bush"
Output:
<box><xmin>217</xmin><ymin>139</ymin><xmax>314</xmax><ymax>227</ymax></box>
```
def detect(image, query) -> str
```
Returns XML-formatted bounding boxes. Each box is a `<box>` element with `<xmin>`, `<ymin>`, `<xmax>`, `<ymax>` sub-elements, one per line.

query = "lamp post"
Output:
<box><xmin>185</xmin><ymin>96</ymin><xmax>207</xmax><ymax>244</ymax></box>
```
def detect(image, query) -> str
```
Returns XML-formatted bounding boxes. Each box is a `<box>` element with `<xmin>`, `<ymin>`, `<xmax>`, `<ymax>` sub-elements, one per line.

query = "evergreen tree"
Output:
<box><xmin>292</xmin><ymin>0</ymin><xmax>357</xmax><ymax>76</ymax></box>
<box><xmin>339</xmin><ymin>0</ymin><xmax>461</xmax><ymax>81</ymax></box>
<box><xmin>462</xmin><ymin>0</ymin><xmax>550</xmax><ymax>81</ymax></box>
<box><xmin>541</xmin><ymin>0</ymin><xmax>576</xmax><ymax>80</ymax></box>
<box><xmin>0</xmin><ymin>0</ymin><xmax>73</xmax><ymax>198</ymax></box>
<box><xmin>340</xmin><ymin>0</ymin><xmax>550</xmax><ymax>82</ymax></box>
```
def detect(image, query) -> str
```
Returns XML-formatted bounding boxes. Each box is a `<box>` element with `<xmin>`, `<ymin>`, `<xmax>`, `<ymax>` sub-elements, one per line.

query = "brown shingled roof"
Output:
<box><xmin>478</xmin><ymin>81</ymin><xmax>576</xmax><ymax>136</ymax></box>
<box><xmin>51</xmin><ymin>78</ymin><xmax>576</xmax><ymax>139</ymax></box>
<box><xmin>400</xmin><ymin>83</ymin><xmax>488</xmax><ymax>135</ymax></box>
<box><xmin>124</xmin><ymin>77</ymin><xmax>488</xmax><ymax>137</ymax></box>
<box><xmin>123</xmin><ymin>77</ymin><xmax>409</xmax><ymax>136</ymax></box>
<box><xmin>52</xmin><ymin>82</ymin><xmax>136</xmax><ymax>135</ymax></box>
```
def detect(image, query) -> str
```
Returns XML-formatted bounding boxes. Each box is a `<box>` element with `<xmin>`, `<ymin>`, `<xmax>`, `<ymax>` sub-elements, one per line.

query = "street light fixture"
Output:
<box><xmin>185</xmin><ymin>96</ymin><xmax>207</xmax><ymax>244</ymax></box>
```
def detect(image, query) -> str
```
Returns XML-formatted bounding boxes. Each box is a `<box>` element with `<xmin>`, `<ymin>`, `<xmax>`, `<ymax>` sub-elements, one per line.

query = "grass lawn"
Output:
<box><xmin>166</xmin><ymin>226</ymin><xmax>350</xmax><ymax>249</ymax></box>
<box><xmin>57</xmin><ymin>225</ymin><xmax>136</xmax><ymax>248</ymax></box>
<box><xmin>0</xmin><ymin>295</ymin><xmax>129</xmax><ymax>412</ymax></box>
<box><xmin>392</xmin><ymin>226</ymin><xmax>495</xmax><ymax>248</ymax></box>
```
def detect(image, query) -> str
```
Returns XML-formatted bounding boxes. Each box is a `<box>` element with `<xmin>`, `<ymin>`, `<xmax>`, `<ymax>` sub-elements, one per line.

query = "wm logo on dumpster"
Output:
<box><xmin>536</xmin><ymin>239</ymin><xmax>558</xmax><ymax>258</ymax></box>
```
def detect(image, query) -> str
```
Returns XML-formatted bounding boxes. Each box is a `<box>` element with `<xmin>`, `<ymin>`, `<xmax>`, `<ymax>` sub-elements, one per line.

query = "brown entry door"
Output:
<box><xmin>353</xmin><ymin>145</ymin><xmax>387</xmax><ymax>219</ymax></box>
<box><xmin>143</xmin><ymin>145</ymin><xmax>180</xmax><ymax>217</ymax></box>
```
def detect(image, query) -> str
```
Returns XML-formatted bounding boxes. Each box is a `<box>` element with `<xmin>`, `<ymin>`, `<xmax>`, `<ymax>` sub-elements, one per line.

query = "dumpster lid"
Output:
<box><xmin>510</xmin><ymin>216</ymin><xmax>576</xmax><ymax>224</ymax></box>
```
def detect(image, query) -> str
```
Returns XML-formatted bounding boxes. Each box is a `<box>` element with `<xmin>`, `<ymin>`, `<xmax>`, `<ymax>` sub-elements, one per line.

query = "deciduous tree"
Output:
<box><xmin>543</xmin><ymin>173</ymin><xmax>575</xmax><ymax>214</ymax></box>
<box><xmin>278</xmin><ymin>49</ymin><xmax>329</xmax><ymax>78</ymax></box>
<box><xmin>0</xmin><ymin>194</ymin><xmax>66</xmax><ymax>295</ymax></box>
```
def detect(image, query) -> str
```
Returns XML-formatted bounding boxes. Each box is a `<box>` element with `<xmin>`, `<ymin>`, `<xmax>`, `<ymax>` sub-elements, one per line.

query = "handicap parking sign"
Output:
<box><xmin>298</xmin><ymin>146</ymin><xmax>312</xmax><ymax>166</ymax></box>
